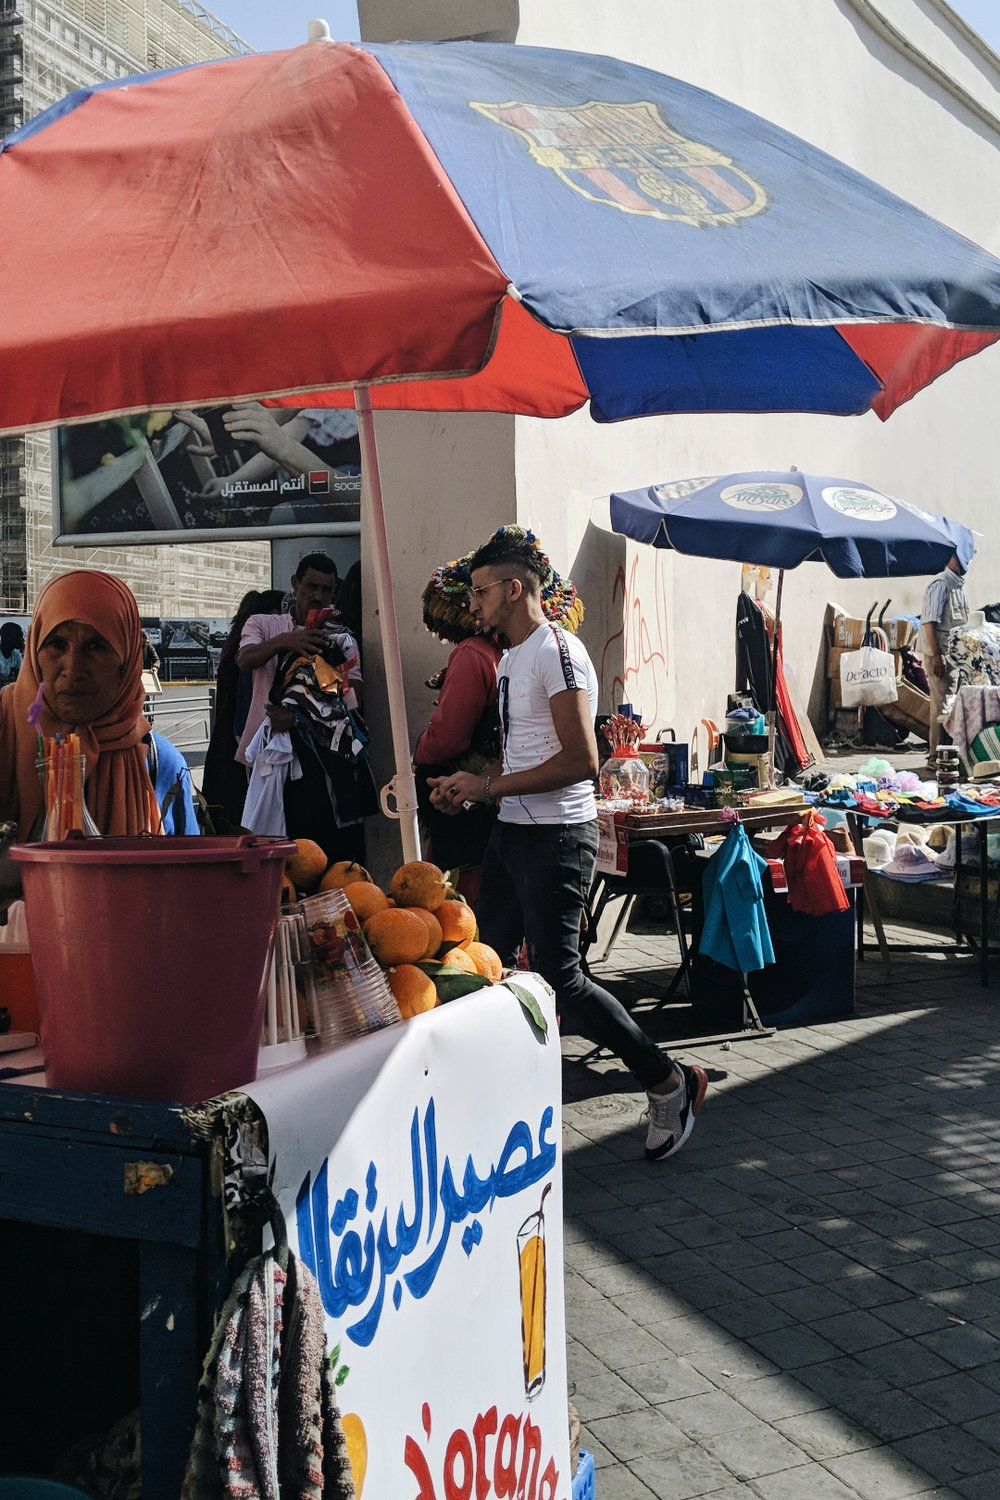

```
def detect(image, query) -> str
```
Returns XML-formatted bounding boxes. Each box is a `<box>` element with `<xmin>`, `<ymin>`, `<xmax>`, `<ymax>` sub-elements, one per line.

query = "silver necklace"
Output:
<box><xmin>510</xmin><ymin>621</ymin><xmax>543</xmax><ymax>652</ymax></box>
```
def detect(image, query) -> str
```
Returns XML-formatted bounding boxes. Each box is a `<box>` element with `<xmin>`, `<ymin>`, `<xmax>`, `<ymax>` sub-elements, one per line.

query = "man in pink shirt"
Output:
<box><xmin>235</xmin><ymin>552</ymin><xmax>361</xmax><ymax>766</ymax></box>
<box><xmin>235</xmin><ymin>550</ymin><xmax>370</xmax><ymax>861</ymax></box>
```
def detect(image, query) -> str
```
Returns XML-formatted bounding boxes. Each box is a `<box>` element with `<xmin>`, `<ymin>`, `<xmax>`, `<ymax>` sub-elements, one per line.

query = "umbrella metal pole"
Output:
<box><xmin>767</xmin><ymin>568</ymin><xmax>784</xmax><ymax>786</ymax></box>
<box><xmin>355</xmin><ymin>386</ymin><xmax>422</xmax><ymax>863</ymax></box>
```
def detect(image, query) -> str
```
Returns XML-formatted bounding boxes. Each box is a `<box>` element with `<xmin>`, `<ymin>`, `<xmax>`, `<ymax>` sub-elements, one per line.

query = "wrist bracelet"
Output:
<box><xmin>484</xmin><ymin>775</ymin><xmax>494</xmax><ymax>805</ymax></box>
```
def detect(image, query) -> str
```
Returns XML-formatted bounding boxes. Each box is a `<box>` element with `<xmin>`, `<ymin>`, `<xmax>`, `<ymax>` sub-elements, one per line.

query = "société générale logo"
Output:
<box><xmin>470</xmin><ymin>99</ymin><xmax>767</xmax><ymax>226</ymax></box>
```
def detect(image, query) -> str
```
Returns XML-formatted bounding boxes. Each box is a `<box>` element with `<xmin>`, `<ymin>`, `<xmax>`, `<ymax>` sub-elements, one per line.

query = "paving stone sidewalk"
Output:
<box><xmin>561</xmin><ymin>913</ymin><xmax>1000</xmax><ymax>1498</ymax></box>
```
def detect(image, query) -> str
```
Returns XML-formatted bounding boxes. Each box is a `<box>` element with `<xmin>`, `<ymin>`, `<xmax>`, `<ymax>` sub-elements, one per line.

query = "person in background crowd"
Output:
<box><xmin>147</xmin><ymin>726</ymin><xmax>200</xmax><ymax>836</ymax></box>
<box><xmin>0</xmin><ymin>622</ymin><xmax>24</xmax><ymax>687</ymax></box>
<box><xmin>334</xmin><ymin>559</ymin><xmax>363</xmax><ymax>643</ymax></box>
<box><xmin>414</xmin><ymin>527</ymin><xmax>584</xmax><ymax>902</ymax></box>
<box><xmin>431</xmin><ymin>530</ymin><xmax>707</xmax><ymax>1163</ymax></box>
<box><xmin>236</xmin><ymin>553</ymin><xmax>368</xmax><ymax>862</ymax></box>
<box><xmin>920</xmin><ymin>550</ymin><xmax>970</xmax><ymax>757</ymax></box>
<box><xmin>201</xmin><ymin>587</ymin><xmax>284</xmax><ymax>830</ymax></box>
<box><xmin>141</xmin><ymin>630</ymin><xmax>160</xmax><ymax>674</ymax></box>
<box><xmin>415</xmin><ymin>555</ymin><xmax>504</xmax><ymax>902</ymax></box>
<box><xmin>261</xmin><ymin>601</ymin><xmax>376</xmax><ymax>864</ymax></box>
<box><xmin>0</xmin><ymin>570</ymin><xmax>198</xmax><ymax>909</ymax></box>
<box><xmin>235</xmin><ymin>552</ymin><xmax>360</xmax><ymax>766</ymax></box>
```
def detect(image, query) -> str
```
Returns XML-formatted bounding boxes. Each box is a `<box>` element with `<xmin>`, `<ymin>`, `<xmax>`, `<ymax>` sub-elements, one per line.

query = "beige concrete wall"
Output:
<box><xmin>359</xmin><ymin>0</ymin><xmax>518</xmax><ymax>42</ymax></box>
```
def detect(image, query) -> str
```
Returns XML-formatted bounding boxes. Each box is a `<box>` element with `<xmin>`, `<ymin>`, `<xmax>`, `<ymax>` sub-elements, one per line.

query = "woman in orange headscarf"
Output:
<box><xmin>0</xmin><ymin>570</ymin><xmax>161</xmax><ymax>846</ymax></box>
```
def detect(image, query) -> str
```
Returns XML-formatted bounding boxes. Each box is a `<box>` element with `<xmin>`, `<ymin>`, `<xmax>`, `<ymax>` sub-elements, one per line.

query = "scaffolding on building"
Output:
<box><xmin>0</xmin><ymin>0</ymin><xmax>271</xmax><ymax>617</ymax></box>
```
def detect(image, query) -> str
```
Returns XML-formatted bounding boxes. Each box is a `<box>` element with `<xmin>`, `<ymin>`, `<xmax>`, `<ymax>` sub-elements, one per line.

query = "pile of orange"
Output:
<box><xmin>279</xmin><ymin>851</ymin><xmax>503</xmax><ymax>1018</ymax></box>
<box><xmin>280</xmin><ymin>841</ymin><xmax>376</xmax><ymax>902</ymax></box>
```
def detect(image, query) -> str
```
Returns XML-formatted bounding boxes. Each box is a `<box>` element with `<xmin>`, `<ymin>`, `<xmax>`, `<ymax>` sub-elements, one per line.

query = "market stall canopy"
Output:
<box><xmin>609</xmin><ymin>472</ymin><xmax>976</xmax><ymax>578</ymax></box>
<box><xmin>2</xmin><ymin>40</ymin><xmax>1000</xmax><ymax>435</ymax></box>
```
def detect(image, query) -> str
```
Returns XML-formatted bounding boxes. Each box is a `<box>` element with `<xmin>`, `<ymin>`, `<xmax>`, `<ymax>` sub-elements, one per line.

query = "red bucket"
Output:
<box><xmin>12</xmin><ymin>835</ymin><xmax>295</xmax><ymax>1103</ymax></box>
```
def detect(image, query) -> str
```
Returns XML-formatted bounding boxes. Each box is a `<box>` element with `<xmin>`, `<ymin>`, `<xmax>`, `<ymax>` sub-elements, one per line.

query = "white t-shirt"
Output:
<box><xmin>498</xmin><ymin>623</ymin><xmax>598</xmax><ymax>825</ymax></box>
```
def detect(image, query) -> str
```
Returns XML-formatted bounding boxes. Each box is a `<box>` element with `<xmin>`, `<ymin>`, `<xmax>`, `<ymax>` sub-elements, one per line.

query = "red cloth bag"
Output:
<box><xmin>772</xmin><ymin>811</ymin><xmax>850</xmax><ymax>916</ymax></box>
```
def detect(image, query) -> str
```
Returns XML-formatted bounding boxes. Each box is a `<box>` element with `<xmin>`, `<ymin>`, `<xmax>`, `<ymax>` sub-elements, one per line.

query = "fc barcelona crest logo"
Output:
<box><xmin>470</xmin><ymin>99</ymin><xmax>767</xmax><ymax>226</ymax></box>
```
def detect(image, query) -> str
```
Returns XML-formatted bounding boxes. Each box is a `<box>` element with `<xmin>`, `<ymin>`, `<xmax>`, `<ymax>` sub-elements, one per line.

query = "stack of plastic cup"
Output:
<box><xmin>295</xmin><ymin>887</ymin><xmax>402</xmax><ymax>1049</ymax></box>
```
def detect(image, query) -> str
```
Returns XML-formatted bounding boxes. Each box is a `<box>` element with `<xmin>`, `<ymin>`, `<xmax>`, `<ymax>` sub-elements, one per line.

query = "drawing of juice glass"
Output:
<box><xmin>517</xmin><ymin>1183</ymin><xmax>551</xmax><ymax>1399</ymax></box>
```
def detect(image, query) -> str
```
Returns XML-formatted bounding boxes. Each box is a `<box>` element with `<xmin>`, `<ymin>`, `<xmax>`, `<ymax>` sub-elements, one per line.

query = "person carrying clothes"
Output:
<box><xmin>234</xmin><ymin>552</ymin><xmax>360</xmax><ymax>767</ymax></box>
<box><xmin>261</xmin><ymin>602</ymin><xmax>377</xmax><ymax>864</ymax></box>
<box><xmin>431</xmin><ymin>529</ymin><xmax>707</xmax><ymax>1163</ymax></box>
<box><xmin>921</xmin><ymin>551</ymin><xmax>970</xmax><ymax>756</ymax></box>
<box><xmin>0</xmin><ymin>570</ymin><xmax>197</xmax><ymax>909</ymax></box>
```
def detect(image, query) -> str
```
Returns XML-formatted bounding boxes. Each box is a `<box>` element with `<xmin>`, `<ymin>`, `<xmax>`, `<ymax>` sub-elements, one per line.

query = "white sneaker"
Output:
<box><xmin>643</xmin><ymin>1064</ymin><xmax>708</xmax><ymax>1162</ymax></box>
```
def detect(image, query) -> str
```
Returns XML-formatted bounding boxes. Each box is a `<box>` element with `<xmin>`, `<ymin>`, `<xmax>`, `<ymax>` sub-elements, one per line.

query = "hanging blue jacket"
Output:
<box><xmin>699</xmin><ymin>821</ymin><xmax>774</xmax><ymax>973</ymax></box>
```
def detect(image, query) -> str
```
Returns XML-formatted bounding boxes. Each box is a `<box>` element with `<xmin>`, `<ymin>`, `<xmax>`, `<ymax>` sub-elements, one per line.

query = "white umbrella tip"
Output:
<box><xmin>308</xmin><ymin>18</ymin><xmax>333</xmax><ymax>41</ymax></box>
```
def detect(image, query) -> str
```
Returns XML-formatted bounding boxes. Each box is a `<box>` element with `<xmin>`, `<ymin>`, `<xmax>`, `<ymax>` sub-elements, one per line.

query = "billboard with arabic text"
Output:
<box><xmin>52</xmin><ymin>406</ymin><xmax>361</xmax><ymax>546</ymax></box>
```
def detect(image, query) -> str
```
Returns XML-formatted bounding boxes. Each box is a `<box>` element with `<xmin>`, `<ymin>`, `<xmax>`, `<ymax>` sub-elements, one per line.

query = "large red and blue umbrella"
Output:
<box><xmin>2</xmin><ymin>39</ymin><xmax>1000</xmax><ymax>433</ymax></box>
<box><xmin>3</xmin><ymin>39</ymin><xmax>1000</xmax><ymax>856</ymax></box>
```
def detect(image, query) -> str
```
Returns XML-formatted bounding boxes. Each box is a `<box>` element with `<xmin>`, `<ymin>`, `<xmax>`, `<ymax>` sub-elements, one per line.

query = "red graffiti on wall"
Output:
<box><xmin>598</xmin><ymin>556</ymin><xmax>669</xmax><ymax>722</ymax></box>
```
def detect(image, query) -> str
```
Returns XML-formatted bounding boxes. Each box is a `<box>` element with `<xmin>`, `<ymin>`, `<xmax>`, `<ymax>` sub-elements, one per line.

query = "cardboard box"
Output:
<box><xmin>741</xmin><ymin>788</ymin><xmax>807</xmax><ymax>807</ymax></box>
<box><xmin>836</xmin><ymin>855</ymin><xmax>866</xmax><ymax>889</ymax></box>
<box><xmin>882</xmin><ymin>677</ymin><xmax>930</xmax><ymax>735</ymax></box>
<box><xmin>828</xmin><ymin>611</ymin><xmax>869</xmax><ymax>649</ymax></box>
<box><xmin>595</xmin><ymin>807</ymin><xmax>629</xmax><ymax>875</ymax></box>
<box><xmin>826</xmin><ymin>605</ymin><xmax>917</xmax><ymax>651</ymax></box>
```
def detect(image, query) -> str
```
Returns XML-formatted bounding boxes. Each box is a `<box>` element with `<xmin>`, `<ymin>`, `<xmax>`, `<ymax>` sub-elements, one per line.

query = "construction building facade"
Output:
<box><xmin>0</xmin><ymin>0</ymin><xmax>270</xmax><ymax>617</ymax></box>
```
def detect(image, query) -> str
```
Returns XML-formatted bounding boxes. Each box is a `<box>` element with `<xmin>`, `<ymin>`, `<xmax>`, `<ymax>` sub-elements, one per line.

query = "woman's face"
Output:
<box><xmin>38</xmin><ymin>619</ymin><xmax>123</xmax><ymax>724</ymax></box>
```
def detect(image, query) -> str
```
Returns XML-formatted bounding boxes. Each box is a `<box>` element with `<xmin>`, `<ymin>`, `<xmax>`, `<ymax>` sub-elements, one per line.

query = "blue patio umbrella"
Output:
<box><xmin>610</xmin><ymin>470</ymin><xmax>975</xmax><ymax>714</ymax></box>
<box><xmin>609</xmin><ymin>472</ymin><xmax>975</xmax><ymax>577</ymax></box>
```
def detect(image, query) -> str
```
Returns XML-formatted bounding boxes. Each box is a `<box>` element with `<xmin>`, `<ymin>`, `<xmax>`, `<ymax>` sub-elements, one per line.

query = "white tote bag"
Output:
<box><xmin>840</xmin><ymin>644</ymin><xmax>898</xmax><ymax>708</ymax></box>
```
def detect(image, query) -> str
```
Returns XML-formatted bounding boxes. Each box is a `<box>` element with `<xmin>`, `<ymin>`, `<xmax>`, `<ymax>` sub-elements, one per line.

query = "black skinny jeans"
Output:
<box><xmin>475</xmin><ymin>819</ymin><xmax>674</xmax><ymax>1091</ymax></box>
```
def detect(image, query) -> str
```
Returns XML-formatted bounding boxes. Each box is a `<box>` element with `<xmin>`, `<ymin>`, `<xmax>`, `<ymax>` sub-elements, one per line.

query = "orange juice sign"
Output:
<box><xmin>405</xmin><ymin>1396</ymin><xmax>564</xmax><ymax>1499</ymax></box>
<box><xmin>261</xmin><ymin>980</ymin><xmax>570</xmax><ymax>1499</ymax></box>
<box><xmin>296</xmin><ymin>1102</ymin><xmax>563</xmax><ymax>1496</ymax></box>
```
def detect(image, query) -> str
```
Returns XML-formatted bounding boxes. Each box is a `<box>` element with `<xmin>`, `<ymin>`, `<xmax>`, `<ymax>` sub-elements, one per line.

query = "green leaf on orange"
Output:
<box><xmin>504</xmin><ymin>980</ymin><xmax>549</xmax><ymax>1040</ymax></box>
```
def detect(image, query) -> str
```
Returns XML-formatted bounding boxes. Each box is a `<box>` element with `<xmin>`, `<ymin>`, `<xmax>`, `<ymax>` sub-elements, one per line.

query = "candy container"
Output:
<box><xmin>598</xmin><ymin>712</ymin><xmax>650</xmax><ymax>805</ymax></box>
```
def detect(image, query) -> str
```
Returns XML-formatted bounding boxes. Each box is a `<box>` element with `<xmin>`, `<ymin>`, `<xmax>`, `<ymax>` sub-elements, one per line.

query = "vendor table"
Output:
<box><xmin>590</xmin><ymin>802</ymin><xmax>857</xmax><ymax>1043</ymax></box>
<box><xmin>847</xmin><ymin>809</ymin><xmax>1000</xmax><ymax>985</ymax></box>
<box><xmin>0</xmin><ymin>978</ymin><xmax>572</xmax><ymax>1498</ymax></box>
<box><xmin>620</xmin><ymin>804</ymin><xmax>810</xmax><ymax>839</ymax></box>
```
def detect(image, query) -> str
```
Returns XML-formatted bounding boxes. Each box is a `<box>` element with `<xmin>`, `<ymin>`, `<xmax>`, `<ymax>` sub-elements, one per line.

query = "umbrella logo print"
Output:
<box><xmin>471</xmin><ymin>100</ymin><xmax>768</xmax><ymax>225</ymax></box>
<box><xmin>721</xmin><ymin>483</ymin><xmax>802</xmax><ymax>512</ymax></box>
<box><xmin>821</xmin><ymin>487</ymin><xmax>897</xmax><ymax>522</ymax></box>
<box><xmin>655</xmin><ymin>477</ymin><xmax>719</xmax><ymax>501</ymax></box>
